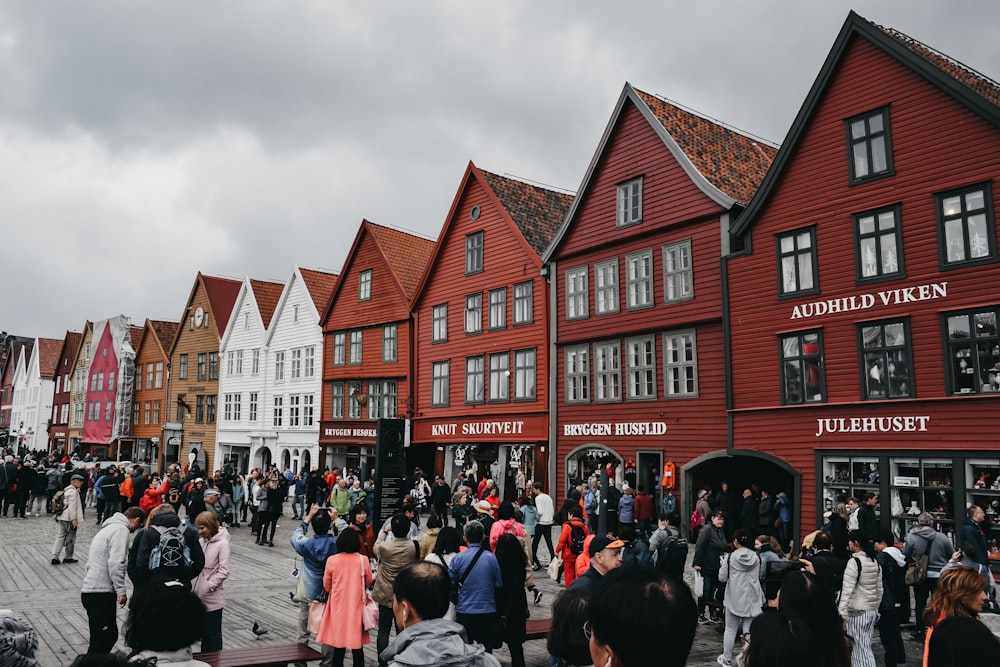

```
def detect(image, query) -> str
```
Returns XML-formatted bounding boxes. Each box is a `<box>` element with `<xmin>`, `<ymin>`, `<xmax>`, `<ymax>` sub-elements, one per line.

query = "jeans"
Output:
<box><xmin>201</xmin><ymin>608</ymin><xmax>223</xmax><ymax>651</ymax></box>
<box><xmin>82</xmin><ymin>591</ymin><xmax>119</xmax><ymax>654</ymax></box>
<box><xmin>722</xmin><ymin>609</ymin><xmax>755</xmax><ymax>663</ymax></box>
<box><xmin>877</xmin><ymin>607</ymin><xmax>905</xmax><ymax>666</ymax></box>
<box><xmin>292</xmin><ymin>494</ymin><xmax>305</xmax><ymax>519</ymax></box>
<box><xmin>376</xmin><ymin>604</ymin><xmax>398</xmax><ymax>667</ymax></box>
<box><xmin>913</xmin><ymin>577</ymin><xmax>939</xmax><ymax>632</ymax></box>
<box><xmin>698</xmin><ymin>572</ymin><xmax>721</xmax><ymax>616</ymax></box>
<box><xmin>456</xmin><ymin>612</ymin><xmax>498</xmax><ymax>654</ymax></box>
<box><xmin>531</xmin><ymin>524</ymin><xmax>554</xmax><ymax>565</ymax></box>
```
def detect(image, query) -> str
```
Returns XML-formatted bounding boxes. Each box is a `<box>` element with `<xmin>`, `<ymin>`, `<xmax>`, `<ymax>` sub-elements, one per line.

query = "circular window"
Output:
<box><xmin>470</xmin><ymin>205</ymin><xmax>481</xmax><ymax>220</ymax></box>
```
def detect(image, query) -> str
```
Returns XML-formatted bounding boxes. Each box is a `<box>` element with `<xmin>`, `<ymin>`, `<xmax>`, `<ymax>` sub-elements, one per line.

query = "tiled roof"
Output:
<box><xmin>250</xmin><ymin>279</ymin><xmax>285</xmax><ymax>329</ymax></box>
<box><xmin>478</xmin><ymin>170</ymin><xmax>574</xmax><ymax>256</ymax></box>
<box><xmin>633</xmin><ymin>89</ymin><xmax>778</xmax><ymax>206</ymax></box>
<box><xmin>36</xmin><ymin>338</ymin><xmax>63</xmax><ymax>378</ymax></box>
<box><xmin>150</xmin><ymin>320</ymin><xmax>178</xmax><ymax>354</ymax></box>
<box><xmin>202</xmin><ymin>275</ymin><xmax>243</xmax><ymax>335</ymax></box>
<box><xmin>367</xmin><ymin>221</ymin><xmax>437</xmax><ymax>300</ymax></box>
<box><xmin>128</xmin><ymin>326</ymin><xmax>143</xmax><ymax>351</ymax></box>
<box><xmin>299</xmin><ymin>268</ymin><xmax>340</xmax><ymax>315</ymax></box>
<box><xmin>64</xmin><ymin>331</ymin><xmax>82</xmax><ymax>362</ymax></box>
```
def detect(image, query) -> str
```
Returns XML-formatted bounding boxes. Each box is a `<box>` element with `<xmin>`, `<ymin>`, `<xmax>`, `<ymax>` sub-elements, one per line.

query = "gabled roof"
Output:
<box><xmin>299</xmin><ymin>267</ymin><xmax>340</xmax><ymax>314</ymax></box>
<box><xmin>733</xmin><ymin>11</ymin><xmax>1000</xmax><ymax>236</ymax></box>
<box><xmin>250</xmin><ymin>279</ymin><xmax>285</xmax><ymax>329</ymax></box>
<box><xmin>366</xmin><ymin>222</ymin><xmax>436</xmax><ymax>300</ymax></box>
<box><xmin>35</xmin><ymin>338</ymin><xmax>63</xmax><ymax>378</ymax></box>
<box><xmin>150</xmin><ymin>320</ymin><xmax>178</xmax><ymax>354</ymax></box>
<box><xmin>202</xmin><ymin>274</ymin><xmax>243</xmax><ymax>336</ymax></box>
<box><xmin>479</xmin><ymin>170</ymin><xmax>573</xmax><ymax>256</ymax></box>
<box><xmin>59</xmin><ymin>331</ymin><xmax>83</xmax><ymax>368</ymax></box>
<box><xmin>128</xmin><ymin>326</ymin><xmax>143</xmax><ymax>351</ymax></box>
<box><xmin>544</xmin><ymin>83</ymin><xmax>776</xmax><ymax>262</ymax></box>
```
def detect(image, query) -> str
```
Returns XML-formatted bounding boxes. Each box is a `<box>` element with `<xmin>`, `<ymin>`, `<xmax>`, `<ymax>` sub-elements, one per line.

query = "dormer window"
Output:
<box><xmin>847</xmin><ymin>108</ymin><xmax>893</xmax><ymax>183</ymax></box>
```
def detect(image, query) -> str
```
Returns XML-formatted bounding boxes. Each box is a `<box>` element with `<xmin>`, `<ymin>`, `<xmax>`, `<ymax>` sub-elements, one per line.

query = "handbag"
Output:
<box><xmin>905</xmin><ymin>534</ymin><xmax>932</xmax><ymax>586</ymax></box>
<box><xmin>694</xmin><ymin>571</ymin><xmax>705</xmax><ymax>597</ymax></box>
<box><xmin>360</xmin><ymin>555</ymin><xmax>379</xmax><ymax>631</ymax></box>
<box><xmin>307</xmin><ymin>599</ymin><xmax>326</xmax><ymax>635</ymax></box>
<box><xmin>547</xmin><ymin>555</ymin><xmax>563</xmax><ymax>582</ymax></box>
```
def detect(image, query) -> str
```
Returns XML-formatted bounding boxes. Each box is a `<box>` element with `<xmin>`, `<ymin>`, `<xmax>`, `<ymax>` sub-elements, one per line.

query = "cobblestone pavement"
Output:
<box><xmin>0</xmin><ymin>511</ymin><xmax>927</xmax><ymax>666</ymax></box>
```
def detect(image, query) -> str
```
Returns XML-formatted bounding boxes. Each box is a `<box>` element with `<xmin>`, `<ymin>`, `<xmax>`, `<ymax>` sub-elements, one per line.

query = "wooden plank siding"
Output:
<box><xmin>549</xmin><ymin>97</ymin><xmax>733</xmax><ymax>502</ymax></box>
<box><xmin>67</xmin><ymin>324</ymin><xmax>93</xmax><ymax>449</ymax></box>
<box><xmin>727</xmin><ymin>34</ymin><xmax>1000</xmax><ymax>535</ymax></box>
<box><xmin>132</xmin><ymin>321</ymin><xmax>171</xmax><ymax>444</ymax></box>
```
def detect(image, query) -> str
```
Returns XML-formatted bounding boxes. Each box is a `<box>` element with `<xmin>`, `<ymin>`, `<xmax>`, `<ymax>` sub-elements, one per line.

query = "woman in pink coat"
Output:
<box><xmin>193</xmin><ymin>511</ymin><xmax>231</xmax><ymax>652</ymax></box>
<box><xmin>318</xmin><ymin>528</ymin><xmax>373</xmax><ymax>667</ymax></box>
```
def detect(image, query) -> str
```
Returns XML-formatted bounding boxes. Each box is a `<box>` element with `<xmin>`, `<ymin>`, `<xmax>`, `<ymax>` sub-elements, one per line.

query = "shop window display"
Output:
<box><xmin>889</xmin><ymin>457</ymin><xmax>954</xmax><ymax>542</ymax></box>
<box><xmin>821</xmin><ymin>455</ymin><xmax>879</xmax><ymax>517</ymax></box>
<box><xmin>966</xmin><ymin>458</ymin><xmax>1000</xmax><ymax>571</ymax></box>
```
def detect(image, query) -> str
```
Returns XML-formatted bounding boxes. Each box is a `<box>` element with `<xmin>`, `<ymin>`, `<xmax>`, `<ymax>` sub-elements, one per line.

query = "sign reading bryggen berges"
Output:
<box><xmin>562</xmin><ymin>422</ymin><xmax>668</xmax><ymax>437</ymax></box>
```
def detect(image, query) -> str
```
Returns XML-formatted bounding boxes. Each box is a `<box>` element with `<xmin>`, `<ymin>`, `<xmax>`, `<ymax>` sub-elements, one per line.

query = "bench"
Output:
<box><xmin>525</xmin><ymin>618</ymin><xmax>552</xmax><ymax>641</ymax></box>
<box><xmin>194</xmin><ymin>643</ymin><xmax>324</xmax><ymax>667</ymax></box>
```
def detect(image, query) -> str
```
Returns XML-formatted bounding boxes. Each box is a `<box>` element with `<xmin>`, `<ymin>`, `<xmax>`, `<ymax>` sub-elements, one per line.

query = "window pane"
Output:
<box><xmin>945</xmin><ymin>218</ymin><xmax>966</xmax><ymax>262</ymax></box>
<box><xmin>858</xmin><ymin>214</ymin><xmax>875</xmax><ymax>235</ymax></box>
<box><xmin>966</xmin><ymin>190</ymin><xmax>985</xmax><ymax>211</ymax></box>
<box><xmin>780</xmin><ymin>236</ymin><xmax>794</xmax><ymax>254</ymax></box>
<box><xmin>853</xmin><ymin>143</ymin><xmax>869</xmax><ymax>178</ymax></box>
<box><xmin>968</xmin><ymin>214</ymin><xmax>989</xmax><ymax>257</ymax></box>
<box><xmin>975</xmin><ymin>312</ymin><xmax>997</xmax><ymax>337</ymax></box>
<box><xmin>850</xmin><ymin>119</ymin><xmax>866</xmax><ymax>139</ymax></box>
<box><xmin>868</xmin><ymin>114</ymin><xmax>883</xmax><ymax>133</ymax></box>
<box><xmin>860</xmin><ymin>238</ymin><xmax>877</xmax><ymax>277</ymax></box>
<box><xmin>942</xmin><ymin>195</ymin><xmax>962</xmax><ymax>217</ymax></box>
<box><xmin>870</xmin><ymin>136</ymin><xmax>886</xmax><ymax>173</ymax></box>
<box><xmin>797</xmin><ymin>253</ymin><xmax>814</xmax><ymax>290</ymax></box>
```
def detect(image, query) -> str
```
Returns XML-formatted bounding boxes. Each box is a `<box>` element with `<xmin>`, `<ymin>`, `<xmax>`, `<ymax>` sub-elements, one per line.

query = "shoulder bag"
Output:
<box><xmin>905</xmin><ymin>534</ymin><xmax>931</xmax><ymax>586</ymax></box>
<box><xmin>360</xmin><ymin>554</ymin><xmax>379</xmax><ymax>631</ymax></box>
<box><xmin>452</xmin><ymin>546</ymin><xmax>486</xmax><ymax>604</ymax></box>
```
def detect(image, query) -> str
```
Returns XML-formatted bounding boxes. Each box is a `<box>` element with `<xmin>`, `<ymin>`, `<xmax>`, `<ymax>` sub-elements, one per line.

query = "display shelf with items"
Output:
<box><xmin>966</xmin><ymin>458</ymin><xmax>1000</xmax><ymax>567</ymax></box>
<box><xmin>889</xmin><ymin>456</ymin><xmax>955</xmax><ymax>542</ymax></box>
<box><xmin>821</xmin><ymin>455</ymin><xmax>881</xmax><ymax>518</ymax></box>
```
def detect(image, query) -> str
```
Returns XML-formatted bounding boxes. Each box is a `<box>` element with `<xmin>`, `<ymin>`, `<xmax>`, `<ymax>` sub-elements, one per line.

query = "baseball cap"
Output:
<box><xmin>589</xmin><ymin>536</ymin><xmax>625</xmax><ymax>557</ymax></box>
<box><xmin>204</xmin><ymin>488</ymin><xmax>220</xmax><ymax>497</ymax></box>
<box><xmin>71</xmin><ymin>473</ymin><xmax>86</xmax><ymax>482</ymax></box>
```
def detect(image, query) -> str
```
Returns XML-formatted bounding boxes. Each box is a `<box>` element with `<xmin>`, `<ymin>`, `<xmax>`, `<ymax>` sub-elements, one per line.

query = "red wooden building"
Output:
<box><xmin>727</xmin><ymin>12</ymin><xmax>1000</xmax><ymax>550</ymax></box>
<box><xmin>410</xmin><ymin>163</ymin><xmax>571</xmax><ymax>498</ymax></box>
<box><xmin>320</xmin><ymin>221</ymin><xmax>434</xmax><ymax>473</ymax></box>
<box><xmin>48</xmin><ymin>330</ymin><xmax>82</xmax><ymax>454</ymax></box>
<box><xmin>543</xmin><ymin>84</ymin><xmax>775</xmax><ymax>507</ymax></box>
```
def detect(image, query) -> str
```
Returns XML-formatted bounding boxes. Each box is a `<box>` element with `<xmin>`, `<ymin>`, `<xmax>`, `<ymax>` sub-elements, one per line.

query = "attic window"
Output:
<box><xmin>617</xmin><ymin>177</ymin><xmax>643</xmax><ymax>227</ymax></box>
<box><xmin>470</xmin><ymin>205</ymin><xmax>481</xmax><ymax>220</ymax></box>
<box><xmin>847</xmin><ymin>107</ymin><xmax>893</xmax><ymax>184</ymax></box>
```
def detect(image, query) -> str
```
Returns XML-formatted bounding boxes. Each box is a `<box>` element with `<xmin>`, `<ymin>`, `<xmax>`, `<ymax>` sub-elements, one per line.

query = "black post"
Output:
<box><xmin>599</xmin><ymin>469</ymin><xmax>609</xmax><ymax>536</ymax></box>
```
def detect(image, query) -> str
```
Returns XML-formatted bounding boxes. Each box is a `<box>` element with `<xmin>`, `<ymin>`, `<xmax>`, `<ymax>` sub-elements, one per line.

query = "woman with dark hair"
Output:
<box><xmin>485</xmin><ymin>486</ymin><xmax>501</xmax><ymax>518</ymax></box>
<box><xmin>124</xmin><ymin>578</ymin><xmax>210</xmax><ymax>665</ymax></box>
<box><xmin>776</xmin><ymin>570</ymin><xmax>851</xmax><ymax>667</ymax></box>
<box><xmin>425</xmin><ymin>525</ymin><xmax>462</xmax><ymax>620</ymax></box>
<box><xmin>745</xmin><ymin>611</ymin><xmax>815</xmax><ymax>667</ymax></box>
<box><xmin>830</xmin><ymin>502</ymin><xmax>850</xmax><ymax>559</ymax></box>
<box><xmin>257</xmin><ymin>474</ymin><xmax>283</xmax><ymax>547</ymax></box>
<box><xmin>838</xmin><ymin>530</ymin><xmax>882</xmax><ymax>667</ymax></box>
<box><xmin>419</xmin><ymin>512</ymin><xmax>443</xmax><ymax>559</ymax></box>
<box><xmin>489</xmin><ymin>501</ymin><xmax>526</xmax><ymax>551</ymax></box>
<box><xmin>587</xmin><ymin>566</ymin><xmax>698</xmax><ymax>667</ymax></box>
<box><xmin>316</xmin><ymin>528</ymin><xmax>373</xmax><ymax>667</ymax></box>
<box><xmin>922</xmin><ymin>565</ymin><xmax>989</xmax><ymax>664</ymax></box>
<box><xmin>494</xmin><ymin>533</ymin><xmax>529</xmax><ymax>667</ymax></box>
<box><xmin>926</xmin><ymin>616</ymin><xmax>1000</xmax><ymax>667</ymax></box>
<box><xmin>348</xmin><ymin>503</ymin><xmax>375</xmax><ymax>558</ymax></box>
<box><xmin>718</xmin><ymin>529</ymin><xmax>765</xmax><ymax>666</ymax></box>
<box><xmin>547</xmin><ymin>588</ymin><xmax>591</xmax><ymax>667</ymax></box>
<box><xmin>693</xmin><ymin>511</ymin><xmax>727</xmax><ymax>623</ymax></box>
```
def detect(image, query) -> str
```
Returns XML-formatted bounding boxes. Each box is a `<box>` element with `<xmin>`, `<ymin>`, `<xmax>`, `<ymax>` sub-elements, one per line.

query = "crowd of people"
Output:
<box><xmin>3</xmin><ymin>445</ymin><xmax>1000</xmax><ymax>666</ymax></box>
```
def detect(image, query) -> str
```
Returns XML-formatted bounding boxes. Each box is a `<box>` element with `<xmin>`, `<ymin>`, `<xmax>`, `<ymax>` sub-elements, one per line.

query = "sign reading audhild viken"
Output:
<box><xmin>790</xmin><ymin>281</ymin><xmax>947</xmax><ymax>320</ymax></box>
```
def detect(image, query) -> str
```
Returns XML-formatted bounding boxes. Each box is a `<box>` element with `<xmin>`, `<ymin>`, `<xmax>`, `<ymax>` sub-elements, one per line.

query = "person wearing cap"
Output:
<box><xmin>203</xmin><ymin>487</ymin><xmax>235</xmax><ymax>526</ymax></box>
<box><xmin>902</xmin><ymin>512</ymin><xmax>955</xmax><ymax>640</ymax></box>
<box><xmin>52</xmin><ymin>473</ymin><xmax>86</xmax><ymax>565</ymax></box>
<box><xmin>569</xmin><ymin>535</ymin><xmax>624</xmax><ymax>594</ymax></box>
<box><xmin>695</xmin><ymin>489</ymin><xmax>712</xmax><ymax>535</ymax></box>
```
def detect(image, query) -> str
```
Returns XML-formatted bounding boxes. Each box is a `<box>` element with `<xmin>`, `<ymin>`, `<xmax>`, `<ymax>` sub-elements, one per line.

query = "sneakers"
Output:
<box><xmin>63</xmin><ymin>558</ymin><xmax>78</xmax><ymax>564</ymax></box>
<box><xmin>698</xmin><ymin>615</ymin><xmax>713</xmax><ymax>625</ymax></box>
<box><xmin>533</xmin><ymin>589</ymin><xmax>543</xmax><ymax>605</ymax></box>
<box><xmin>51</xmin><ymin>559</ymin><xmax>60</xmax><ymax>565</ymax></box>
<box><xmin>717</xmin><ymin>656</ymin><xmax>732</xmax><ymax>667</ymax></box>
<box><xmin>531</xmin><ymin>563</ymin><xmax>541</xmax><ymax>571</ymax></box>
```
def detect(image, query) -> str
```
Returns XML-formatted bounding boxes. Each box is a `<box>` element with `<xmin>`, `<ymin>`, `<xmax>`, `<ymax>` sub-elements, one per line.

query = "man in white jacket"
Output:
<box><xmin>81</xmin><ymin>506</ymin><xmax>145</xmax><ymax>654</ymax></box>
<box><xmin>52</xmin><ymin>473</ymin><xmax>86</xmax><ymax>565</ymax></box>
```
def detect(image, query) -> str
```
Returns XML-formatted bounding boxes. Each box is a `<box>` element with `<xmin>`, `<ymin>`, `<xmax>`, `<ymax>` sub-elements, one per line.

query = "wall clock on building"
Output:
<box><xmin>194</xmin><ymin>307</ymin><xmax>204</xmax><ymax>327</ymax></box>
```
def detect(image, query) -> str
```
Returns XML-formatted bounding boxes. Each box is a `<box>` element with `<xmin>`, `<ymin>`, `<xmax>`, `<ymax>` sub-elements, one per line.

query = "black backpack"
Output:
<box><xmin>569</xmin><ymin>523</ymin><xmax>587</xmax><ymax>555</ymax></box>
<box><xmin>655</xmin><ymin>532</ymin><xmax>688</xmax><ymax>575</ymax></box>
<box><xmin>623</xmin><ymin>538</ymin><xmax>654</xmax><ymax>568</ymax></box>
<box><xmin>148</xmin><ymin>526</ymin><xmax>193</xmax><ymax>571</ymax></box>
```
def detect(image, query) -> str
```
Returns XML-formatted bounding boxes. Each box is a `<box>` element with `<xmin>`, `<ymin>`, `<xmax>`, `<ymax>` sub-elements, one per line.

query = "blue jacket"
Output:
<box><xmin>290</xmin><ymin>521</ymin><xmax>338</xmax><ymax>602</ymax></box>
<box><xmin>294</xmin><ymin>478</ymin><xmax>307</xmax><ymax>496</ymax></box>
<box><xmin>776</xmin><ymin>493</ymin><xmax>792</xmax><ymax>523</ymax></box>
<box><xmin>448</xmin><ymin>544</ymin><xmax>502</xmax><ymax>615</ymax></box>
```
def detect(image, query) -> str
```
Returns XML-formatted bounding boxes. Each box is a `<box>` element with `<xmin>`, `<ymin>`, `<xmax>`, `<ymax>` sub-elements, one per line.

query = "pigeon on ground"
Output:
<box><xmin>252</xmin><ymin>621</ymin><xmax>268</xmax><ymax>639</ymax></box>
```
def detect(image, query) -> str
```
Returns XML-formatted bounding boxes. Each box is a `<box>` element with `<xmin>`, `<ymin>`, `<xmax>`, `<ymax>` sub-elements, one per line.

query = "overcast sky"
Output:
<box><xmin>3</xmin><ymin>1</ymin><xmax>998</xmax><ymax>341</ymax></box>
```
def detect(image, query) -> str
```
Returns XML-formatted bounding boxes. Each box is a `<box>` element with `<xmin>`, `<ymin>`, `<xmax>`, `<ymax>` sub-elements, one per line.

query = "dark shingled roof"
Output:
<box><xmin>202</xmin><ymin>275</ymin><xmax>243</xmax><ymax>336</ymax></box>
<box><xmin>150</xmin><ymin>320</ymin><xmax>178</xmax><ymax>354</ymax></box>
<box><xmin>633</xmin><ymin>89</ymin><xmax>777</xmax><ymax>205</ymax></box>
<box><xmin>36</xmin><ymin>338</ymin><xmax>64</xmax><ymax>378</ymax></box>
<box><xmin>478</xmin><ymin>170</ymin><xmax>574</xmax><ymax>256</ymax></box>
<box><xmin>366</xmin><ymin>222</ymin><xmax>437</xmax><ymax>301</ymax></box>
<box><xmin>877</xmin><ymin>23</ymin><xmax>1000</xmax><ymax>108</ymax></box>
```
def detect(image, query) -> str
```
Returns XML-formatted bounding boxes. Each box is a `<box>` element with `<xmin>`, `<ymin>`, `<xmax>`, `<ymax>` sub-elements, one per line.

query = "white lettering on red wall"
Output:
<box><xmin>814</xmin><ymin>416</ymin><xmax>931</xmax><ymax>437</ymax></box>
<box><xmin>563</xmin><ymin>422</ymin><xmax>668</xmax><ymax>437</ymax></box>
<box><xmin>324</xmin><ymin>427</ymin><xmax>377</xmax><ymax>438</ymax></box>
<box><xmin>790</xmin><ymin>282</ymin><xmax>947</xmax><ymax>320</ymax></box>
<box><xmin>430</xmin><ymin>420</ymin><xmax>526</xmax><ymax>437</ymax></box>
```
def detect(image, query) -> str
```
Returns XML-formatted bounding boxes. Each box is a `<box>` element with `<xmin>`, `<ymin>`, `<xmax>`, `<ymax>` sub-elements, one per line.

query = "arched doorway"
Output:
<box><xmin>255</xmin><ymin>445</ymin><xmax>272</xmax><ymax>471</ymax></box>
<box><xmin>282</xmin><ymin>449</ymin><xmax>291</xmax><ymax>471</ymax></box>
<box><xmin>563</xmin><ymin>444</ymin><xmax>624</xmax><ymax>500</ymax></box>
<box><xmin>302</xmin><ymin>450</ymin><xmax>312</xmax><ymax>473</ymax></box>
<box><xmin>683</xmin><ymin>450</ymin><xmax>800</xmax><ymax>549</ymax></box>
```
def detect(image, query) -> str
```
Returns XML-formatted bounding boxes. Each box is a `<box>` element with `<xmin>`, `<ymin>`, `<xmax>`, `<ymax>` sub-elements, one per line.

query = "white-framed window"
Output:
<box><xmin>513</xmin><ymin>281</ymin><xmax>533</xmax><ymax>324</ymax></box>
<box><xmin>291</xmin><ymin>348</ymin><xmax>302</xmax><ymax>379</ymax></box>
<box><xmin>330</xmin><ymin>384</ymin><xmax>344</xmax><ymax>419</ymax></box>
<box><xmin>489</xmin><ymin>288</ymin><xmax>506</xmax><ymax>330</ymax></box>
<box><xmin>617</xmin><ymin>177</ymin><xmax>643</xmax><ymax>227</ymax></box>
<box><xmin>233</xmin><ymin>394</ymin><xmax>241</xmax><ymax>421</ymax></box>
<box><xmin>144</xmin><ymin>401</ymin><xmax>151</xmax><ymax>425</ymax></box>
<box><xmin>289</xmin><ymin>395</ymin><xmax>301</xmax><ymax>427</ymax></box>
<box><xmin>432</xmin><ymin>361</ymin><xmax>450</xmax><ymax>407</ymax></box>
<box><xmin>359</xmin><ymin>269</ymin><xmax>372</xmax><ymax>301</ymax></box>
<box><xmin>514</xmin><ymin>349</ymin><xmax>536</xmax><ymax>400</ymax></box>
<box><xmin>383</xmin><ymin>325</ymin><xmax>397</xmax><ymax>362</ymax></box>
<box><xmin>663</xmin><ymin>330</ymin><xmax>698</xmax><ymax>397</ymax></box>
<box><xmin>304</xmin><ymin>346</ymin><xmax>314</xmax><ymax>377</ymax></box>
<box><xmin>275</xmin><ymin>351</ymin><xmax>285</xmax><ymax>381</ymax></box>
<box><xmin>489</xmin><ymin>353</ymin><xmax>509</xmax><ymax>402</ymax></box>
<box><xmin>226</xmin><ymin>352</ymin><xmax>235</xmax><ymax>376</ymax></box>
<box><xmin>466</xmin><ymin>231</ymin><xmax>484</xmax><ymax>274</ymax></box>
<box><xmin>432</xmin><ymin>304</ymin><xmax>448</xmax><ymax>342</ymax></box>
<box><xmin>595</xmin><ymin>259</ymin><xmax>619</xmax><ymax>315</ymax></box>
<box><xmin>303</xmin><ymin>394</ymin><xmax>314</xmax><ymax>426</ymax></box>
<box><xmin>466</xmin><ymin>356</ymin><xmax>485</xmax><ymax>403</ymax></box>
<box><xmin>349</xmin><ymin>330</ymin><xmax>363</xmax><ymax>365</ymax></box>
<box><xmin>249</xmin><ymin>393</ymin><xmax>258</xmax><ymax>422</ymax></box>
<box><xmin>251</xmin><ymin>349</ymin><xmax>260</xmax><ymax>375</ymax></box>
<box><xmin>234</xmin><ymin>351</ymin><xmax>242</xmax><ymax>375</ymax></box>
<box><xmin>332</xmin><ymin>333</ymin><xmax>346</xmax><ymax>366</ymax></box>
<box><xmin>566</xmin><ymin>345</ymin><xmax>590</xmax><ymax>403</ymax></box>
<box><xmin>348</xmin><ymin>385</ymin><xmax>362</xmax><ymax>419</ymax></box>
<box><xmin>465</xmin><ymin>294</ymin><xmax>483</xmax><ymax>334</ymax></box>
<box><xmin>223</xmin><ymin>394</ymin><xmax>234</xmax><ymax>421</ymax></box>
<box><xmin>293</xmin><ymin>304</ymin><xmax>299</xmax><ymax>323</ymax></box>
<box><xmin>368</xmin><ymin>381</ymin><xmax>397</xmax><ymax>420</ymax></box>
<box><xmin>626</xmin><ymin>249</ymin><xmax>654</xmax><ymax>309</ymax></box>
<box><xmin>152</xmin><ymin>401</ymin><xmax>160</xmax><ymax>424</ymax></box>
<box><xmin>146</xmin><ymin>362</ymin><xmax>154</xmax><ymax>389</ymax></box>
<box><xmin>566</xmin><ymin>267</ymin><xmax>588</xmax><ymax>320</ymax></box>
<box><xmin>626</xmin><ymin>336</ymin><xmax>656</xmax><ymax>399</ymax></box>
<box><xmin>663</xmin><ymin>240</ymin><xmax>693</xmax><ymax>303</ymax></box>
<box><xmin>273</xmin><ymin>396</ymin><xmax>283</xmax><ymax>426</ymax></box>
